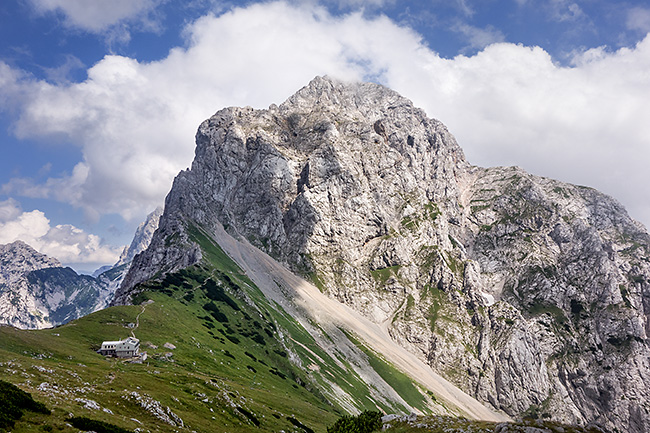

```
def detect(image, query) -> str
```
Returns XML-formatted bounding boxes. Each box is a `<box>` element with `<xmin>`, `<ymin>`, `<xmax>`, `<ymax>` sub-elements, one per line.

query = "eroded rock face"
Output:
<box><xmin>116</xmin><ymin>76</ymin><xmax>650</xmax><ymax>432</ymax></box>
<box><xmin>455</xmin><ymin>167</ymin><xmax>650</xmax><ymax>429</ymax></box>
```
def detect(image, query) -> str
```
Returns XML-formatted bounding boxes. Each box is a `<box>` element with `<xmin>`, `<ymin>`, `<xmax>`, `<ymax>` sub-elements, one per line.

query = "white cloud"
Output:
<box><xmin>454</xmin><ymin>0</ymin><xmax>474</xmax><ymax>17</ymax></box>
<box><xmin>42</xmin><ymin>55</ymin><xmax>85</xmax><ymax>84</ymax></box>
<box><xmin>0</xmin><ymin>198</ymin><xmax>22</xmax><ymax>222</ymax></box>
<box><xmin>546</xmin><ymin>0</ymin><xmax>585</xmax><ymax>22</ymax></box>
<box><xmin>3</xmin><ymin>163</ymin><xmax>90</xmax><ymax>217</ymax></box>
<box><xmin>28</xmin><ymin>0</ymin><xmax>164</xmax><ymax>35</ymax></box>
<box><xmin>452</xmin><ymin>23</ymin><xmax>506</xmax><ymax>51</ymax></box>
<box><xmin>2</xmin><ymin>1</ymin><xmax>650</xmax><ymax>230</ymax></box>
<box><xmin>0</xmin><ymin>199</ymin><xmax>121</xmax><ymax>267</ymax></box>
<box><xmin>2</xmin><ymin>2</ymin><xmax>410</xmax><ymax>221</ymax></box>
<box><xmin>627</xmin><ymin>7</ymin><xmax>650</xmax><ymax>33</ymax></box>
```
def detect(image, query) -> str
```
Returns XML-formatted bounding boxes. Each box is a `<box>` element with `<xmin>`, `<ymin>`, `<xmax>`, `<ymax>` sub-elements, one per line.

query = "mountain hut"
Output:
<box><xmin>98</xmin><ymin>336</ymin><xmax>140</xmax><ymax>358</ymax></box>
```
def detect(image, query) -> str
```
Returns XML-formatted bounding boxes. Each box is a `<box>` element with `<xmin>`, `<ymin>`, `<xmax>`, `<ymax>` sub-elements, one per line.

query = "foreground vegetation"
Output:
<box><xmin>0</xmin><ymin>379</ymin><xmax>50</xmax><ymax>430</ymax></box>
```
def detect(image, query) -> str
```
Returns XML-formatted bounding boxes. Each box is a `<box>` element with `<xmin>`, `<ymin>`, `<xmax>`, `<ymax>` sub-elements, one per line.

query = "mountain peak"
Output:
<box><xmin>282</xmin><ymin>75</ymin><xmax>409</xmax><ymax>110</ymax></box>
<box><xmin>276</xmin><ymin>76</ymin><xmax>437</xmax><ymax>137</ymax></box>
<box><xmin>0</xmin><ymin>240</ymin><xmax>105</xmax><ymax>329</ymax></box>
<box><xmin>115</xmin><ymin>77</ymin><xmax>650</xmax><ymax>433</ymax></box>
<box><xmin>0</xmin><ymin>241</ymin><xmax>61</xmax><ymax>285</ymax></box>
<box><xmin>115</xmin><ymin>206</ymin><xmax>163</xmax><ymax>267</ymax></box>
<box><xmin>118</xmin><ymin>76</ymin><xmax>468</xmax><ymax>302</ymax></box>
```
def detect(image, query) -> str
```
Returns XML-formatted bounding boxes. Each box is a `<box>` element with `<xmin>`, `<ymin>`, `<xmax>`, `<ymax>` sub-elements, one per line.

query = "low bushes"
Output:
<box><xmin>0</xmin><ymin>380</ymin><xmax>50</xmax><ymax>429</ymax></box>
<box><xmin>327</xmin><ymin>411</ymin><xmax>382</xmax><ymax>433</ymax></box>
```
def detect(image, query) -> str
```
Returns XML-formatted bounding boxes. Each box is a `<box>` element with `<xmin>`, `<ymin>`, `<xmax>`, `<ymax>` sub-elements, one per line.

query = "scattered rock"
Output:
<box><xmin>123</xmin><ymin>391</ymin><xmax>184</xmax><ymax>427</ymax></box>
<box><xmin>74</xmin><ymin>398</ymin><xmax>101</xmax><ymax>411</ymax></box>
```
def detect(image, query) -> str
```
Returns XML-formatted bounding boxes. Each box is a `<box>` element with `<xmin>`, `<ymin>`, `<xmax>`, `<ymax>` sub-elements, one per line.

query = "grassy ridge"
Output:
<box><xmin>0</xmin><ymin>270</ymin><xmax>340</xmax><ymax>432</ymax></box>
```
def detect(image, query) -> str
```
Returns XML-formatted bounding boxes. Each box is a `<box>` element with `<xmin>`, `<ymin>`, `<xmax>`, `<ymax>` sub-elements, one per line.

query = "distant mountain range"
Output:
<box><xmin>0</xmin><ymin>207</ymin><xmax>161</xmax><ymax>329</ymax></box>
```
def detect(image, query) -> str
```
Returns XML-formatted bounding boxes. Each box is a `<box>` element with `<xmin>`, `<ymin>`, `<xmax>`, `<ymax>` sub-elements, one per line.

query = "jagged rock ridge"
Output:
<box><xmin>116</xmin><ymin>76</ymin><xmax>650</xmax><ymax>433</ymax></box>
<box><xmin>96</xmin><ymin>206</ymin><xmax>164</xmax><ymax>298</ymax></box>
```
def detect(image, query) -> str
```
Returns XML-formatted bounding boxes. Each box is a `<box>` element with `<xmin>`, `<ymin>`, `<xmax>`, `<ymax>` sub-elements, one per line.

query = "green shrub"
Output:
<box><xmin>327</xmin><ymin>411</ymin><xmax>382</xmax><ymax>433</ymax></box>
<box><xmin>162</xmin><ymin>273</ymin><xmax>184</xmax><ymax>287</ymax></box>
<box><xmin>236</xmin><ymin>407</ymin><xmax>260</xmax><ymax>427</ymax></box>
<box><xmin>203</xmin><ymin>279</ymin><xmax>240</xmax><ymax>310</ymax></box>
<box><xmin>270</xmin><ymin>368</ymin><xmax>287</xmax><ymax>379</ymax></box>
<box><xmin>203</xmin><ymin>302</ymin><xmax>229</xmax><ymax>322</ymax></box>
<box><xmin>69</xmin><ymin>416</ymin><xmax>132</xmax><ymax>433</ymax></box>
<box><xmin>0</xmin><ymin>380</ymin><xmax>50</xmax><ymax>429</ymax></box>
<box><xmin>225</xmin><ymin>334</ymin><xmax>240</xmax><ymax>344</ymax></box>
<box><xmin>251</xmin><ymin>333</ymin><xmax>266</xmax><ymax>345</ymax></box>
<box><xmin>287</xmin><ymin>416</ymin><xmax>315</xmax><ymax>433</ymax></box>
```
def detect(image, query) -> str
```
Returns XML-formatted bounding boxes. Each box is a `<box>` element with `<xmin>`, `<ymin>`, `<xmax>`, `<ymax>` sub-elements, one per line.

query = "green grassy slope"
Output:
<box><xmin>1</xmin><ymin>287</ymin><xmax>337</xmax><ymax>432</ymax></box>
<box><xmin>0</xmin><ymin>227</ymin><xmax>432</xmax><ymax>433</ymax></box>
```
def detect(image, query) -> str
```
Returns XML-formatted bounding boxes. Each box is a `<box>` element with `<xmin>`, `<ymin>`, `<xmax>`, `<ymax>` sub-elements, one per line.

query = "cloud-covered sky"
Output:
<box><xmin>1</xmin><ymin>0</ymin><xmax>649</xmax><ymax>272</ymax></box>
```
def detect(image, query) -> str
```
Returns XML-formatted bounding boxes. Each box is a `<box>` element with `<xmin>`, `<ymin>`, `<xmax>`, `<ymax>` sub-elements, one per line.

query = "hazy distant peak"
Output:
<box><xmin>115</xmin><ymin>206</ymin><xmax>163</xmax><ymax>267</ymax></box>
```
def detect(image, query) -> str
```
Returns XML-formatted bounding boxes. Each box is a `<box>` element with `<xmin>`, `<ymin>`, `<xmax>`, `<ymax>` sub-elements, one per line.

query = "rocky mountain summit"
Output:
<box><xmin>95</xmin><ymin>206</ymin><xmax>163</xmax><ymax>297</ymax></box>
<box><xmin>116</xmin><ymin>76</ymin><xmax>650</xmax><ymax>432</ymax></box>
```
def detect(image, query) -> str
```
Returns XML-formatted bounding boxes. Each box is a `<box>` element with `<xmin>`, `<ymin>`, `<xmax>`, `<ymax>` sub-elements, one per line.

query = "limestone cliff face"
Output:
<box><xmin>434</xmin><ymin>166</ymin><xmax>650</xmax><ymax>430</ymax></box>
<box><xmin>116</xmin><ymin>76</ymin><xmax>650</xmax><ymax>432</ymax></box>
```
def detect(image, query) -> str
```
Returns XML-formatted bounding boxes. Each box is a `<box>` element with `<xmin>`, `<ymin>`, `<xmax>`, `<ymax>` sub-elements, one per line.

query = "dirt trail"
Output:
<box><xmin>209</xmin><ymin>222</ymin><xmax>509</xmax><ymax>422</ymax></box>
<box><xmin>131</xmin><ymin>301</ymin><xmax>151</xmax><ymax>338</ymax></box>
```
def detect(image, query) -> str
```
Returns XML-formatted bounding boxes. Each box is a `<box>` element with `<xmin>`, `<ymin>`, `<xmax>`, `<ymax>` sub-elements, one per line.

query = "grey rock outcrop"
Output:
<box><xmin>115</xmin><ymin>76</ymin><xmax>650</xmax><ymax>432</ymax></box>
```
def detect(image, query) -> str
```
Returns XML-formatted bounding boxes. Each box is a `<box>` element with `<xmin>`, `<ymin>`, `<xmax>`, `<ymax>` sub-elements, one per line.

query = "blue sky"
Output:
<box><xmin>1</xmin><ymin>0</ymin><xmax>650</xmax><ymax>273</ymax></box>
